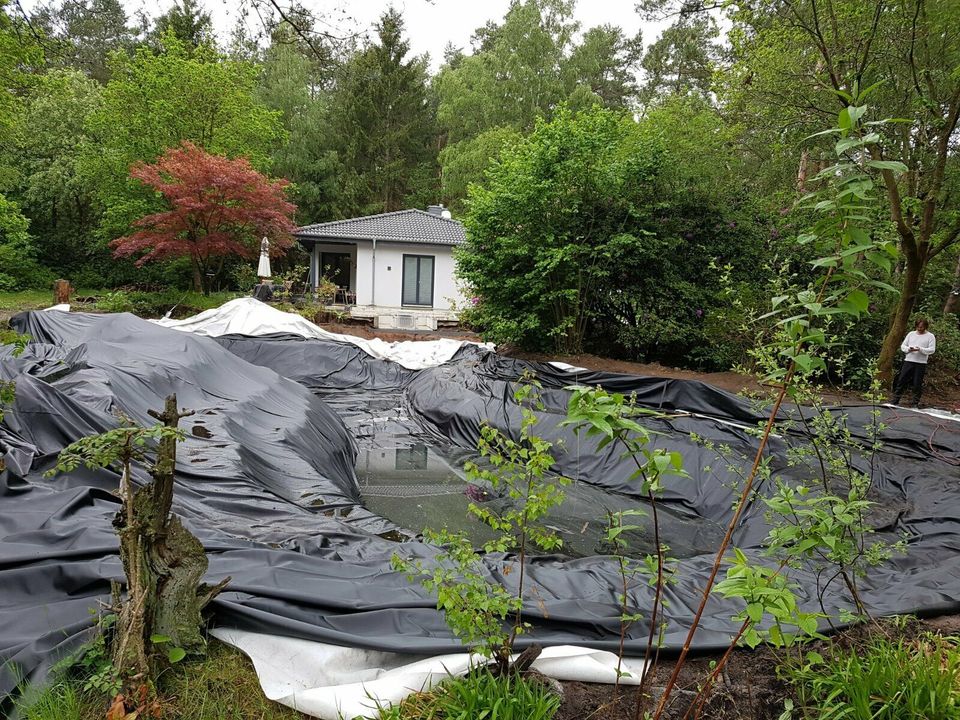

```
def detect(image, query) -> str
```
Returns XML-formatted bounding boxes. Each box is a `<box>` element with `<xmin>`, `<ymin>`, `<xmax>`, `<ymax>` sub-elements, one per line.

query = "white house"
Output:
<box><xmin>296</xmin><ymin>206</ymin><xmax>468</xmax><ymax>330</ymax></box>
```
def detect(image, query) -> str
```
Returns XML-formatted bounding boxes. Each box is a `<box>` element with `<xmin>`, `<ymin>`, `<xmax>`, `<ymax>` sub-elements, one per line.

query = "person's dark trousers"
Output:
<box><xmin>893</xmin><ymin>361</ymin><xmax>927</xmax><ymax>406</ymax></box>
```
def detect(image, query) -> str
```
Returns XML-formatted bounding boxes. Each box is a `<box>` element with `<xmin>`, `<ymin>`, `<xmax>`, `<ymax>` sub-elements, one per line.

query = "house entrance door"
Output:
<box><xmin>320</xmin><ymin>252</ymin><xmax>352</xmax><ymax>289</ymax></box>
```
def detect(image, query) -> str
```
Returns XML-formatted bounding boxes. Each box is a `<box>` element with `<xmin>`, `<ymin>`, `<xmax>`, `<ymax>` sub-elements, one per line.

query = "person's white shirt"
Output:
<box><xmin>900</xmin><ymin>330</ymin><xmax>936</xmax><ymax>364</ymax></box>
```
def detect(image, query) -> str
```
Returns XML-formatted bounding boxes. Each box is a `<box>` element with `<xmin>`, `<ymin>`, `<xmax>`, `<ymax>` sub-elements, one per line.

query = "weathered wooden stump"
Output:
<box><xmin>112</xmin><ymin>394</ymin><xmax>229</xmax><ymax>682</ymax></box>
<box><xmin>53</xmin><ymin>279</ymin><xmax>72</xmax><ymax>305</ymax></box>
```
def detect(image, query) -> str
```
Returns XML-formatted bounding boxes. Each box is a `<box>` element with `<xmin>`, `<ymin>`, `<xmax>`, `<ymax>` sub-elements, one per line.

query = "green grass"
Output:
<box><xmin>18</xmin><ymin>640</ymin><xmax>308</xmax><ymax>720</ymax></box>
<box><xmin>782</xmin><ymin>630</ymin><xmax>960</xmax><ymax>720</ymax></box>
<box><xmin>0</xmin><ymin>289</ymin><xmax>241</xmax><ymax>321</ymax></box>
<box><xmin>18</xmin><ymin>679</ymin><xmax>91</xmax><ymax>720</ymax></box>
<box><xmin>0</xmin><ymin>289</ymin><xmax>79</xmax><ymax>312</ymax></box>
<box><xmin>374</xmin><ymin>668</ymin><xmax>561</xmax><ymax>720</ymax></box>
<box><xmin>90</xmin><ymin>289</ymin><xmax>242</xmax><ymax>316</ymax></box>
<box><xmin>20</xmin><ymin>646</ymin><xmax>562</xmax><ymax>720</ymax></box>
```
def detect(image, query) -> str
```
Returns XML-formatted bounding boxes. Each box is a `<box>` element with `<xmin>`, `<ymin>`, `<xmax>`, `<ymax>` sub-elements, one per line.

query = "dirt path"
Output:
<box><xmin>552</xmin><ymin>614</ymin><xmax>959</xmax><ymax>720</ymax></box>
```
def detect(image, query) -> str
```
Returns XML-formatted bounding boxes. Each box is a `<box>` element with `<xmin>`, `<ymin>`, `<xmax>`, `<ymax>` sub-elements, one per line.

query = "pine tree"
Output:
<box><xmin>327</xmin><ymin>9</ymin><xmax>439</xmax><ymax>215</ymax></box>
<box><xmin>148</xmin><ymin>0</ymin><xmax>213</xmax><ymax>52</ymax></box>
<box><xmin>33</xmin><ymin>0</ymin><xmax>139</xmax><ymax>83</ymax></box>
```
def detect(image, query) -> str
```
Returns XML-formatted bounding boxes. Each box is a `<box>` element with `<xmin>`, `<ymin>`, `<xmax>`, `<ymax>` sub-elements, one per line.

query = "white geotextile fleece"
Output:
<box><xmin>211</xmin><ymin>628</ymin><xmax>647</xmax><ymax>720</ymax></box>
<box><xmin>151</xmin><ymin>297</ymin><xmax>493</xmax><ymax>370</ymax></box>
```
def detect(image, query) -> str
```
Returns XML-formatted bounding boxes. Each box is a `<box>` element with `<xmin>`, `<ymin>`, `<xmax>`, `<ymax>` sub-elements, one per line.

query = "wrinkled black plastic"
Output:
<box><xmin>1</xmin><ymin>311</ymin><xmax>958</xmax><ymax>706</ymax></box>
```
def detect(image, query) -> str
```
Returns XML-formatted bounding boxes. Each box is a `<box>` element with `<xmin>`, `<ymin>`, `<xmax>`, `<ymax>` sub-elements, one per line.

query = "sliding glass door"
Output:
<box><xmin>402</xmin><ymin>254</ymin><xmax>434</xmax><ymax>307</ymax></box>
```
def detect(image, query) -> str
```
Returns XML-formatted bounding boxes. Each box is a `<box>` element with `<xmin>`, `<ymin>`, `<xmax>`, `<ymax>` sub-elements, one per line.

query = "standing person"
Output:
<box><xmin>892</xmin><ymin>319</ymin><xmax>936</xmax><ymax>407</ymax></box>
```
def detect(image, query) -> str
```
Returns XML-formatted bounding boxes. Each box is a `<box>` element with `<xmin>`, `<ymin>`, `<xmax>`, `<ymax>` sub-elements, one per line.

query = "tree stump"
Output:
<box><xmin>53</xmin><ymin>279</ymin><xmax>72</xmax><ymax>305</ymax></box>
<box><xmin>112</xmin><ymin>394</ymin><xmax>229</xmax><ymax>682</ymax></box>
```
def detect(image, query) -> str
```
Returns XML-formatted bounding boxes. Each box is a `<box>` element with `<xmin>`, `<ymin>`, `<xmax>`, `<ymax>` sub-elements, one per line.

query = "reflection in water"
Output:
<box><xmin>356</xmin><ymin>444</ymin><xmax>724</xmax><ymax>558</ymax></box>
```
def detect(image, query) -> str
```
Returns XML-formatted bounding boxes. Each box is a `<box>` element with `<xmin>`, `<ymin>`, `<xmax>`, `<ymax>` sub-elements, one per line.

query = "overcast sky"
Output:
<box><xmin>135</xmin><ymin>0</ymin><xmax>667</xmax><ymax>71</ymax></box>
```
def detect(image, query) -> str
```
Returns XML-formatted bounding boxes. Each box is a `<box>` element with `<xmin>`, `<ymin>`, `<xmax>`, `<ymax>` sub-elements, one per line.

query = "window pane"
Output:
<box><xmin>402</xmin><ymin>255</ymin><xmax>419</xmax><ymax>305</ymax></box>
<box><xmin>419</xmin><ymin>257</ymin><xmax>434</xmax><ymax>306</ymax></box>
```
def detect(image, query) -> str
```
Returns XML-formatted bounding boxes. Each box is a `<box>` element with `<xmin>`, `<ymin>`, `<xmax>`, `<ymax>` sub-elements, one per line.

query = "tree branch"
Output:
<box><xmin>854</xmin><ymin>0</ymin><xmax>885</xmax><ymax>87</ymax></box>
<box><xmin>928</xmin><ymin>224</ymin><xmax>960</xmax><ymax>261</ymax></box>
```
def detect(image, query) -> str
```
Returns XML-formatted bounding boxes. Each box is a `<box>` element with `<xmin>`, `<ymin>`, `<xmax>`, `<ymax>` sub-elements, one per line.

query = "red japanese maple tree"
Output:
<box><xmin>112</xmin><ymin>142</ymin><xmax>297</xmax><ymax>292</ymax></box>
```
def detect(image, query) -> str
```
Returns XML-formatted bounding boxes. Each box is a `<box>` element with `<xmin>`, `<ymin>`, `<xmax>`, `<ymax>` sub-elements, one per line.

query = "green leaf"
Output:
<box><xmin>167</xmin><ymin>646</ymin><xmax>187</xmax><ymax>663</ymax></box>
<box><xmin>810</xmin><ymin>256</ymin><xmax>839</xmax><ymax>269</ymax></box>
<box><xmin>835</xmin><ymin>136</ymin><xmax>864</xmax><ymax>154</ymax></box>
<box><xmin>846</xmin><ymin>105</ymin><xmax>867</xmax><ymax>126</ymax></box>
<box><xmin>805</xmin><ymin>651</ymin><xmax>824</xmax><ymax>665</ymax></box>
<box><xmin>844</xmin><ymin>289</ymin><xmax>870</xmax><ymax>314</ymax></box>
<box><xmin>865</xmin><ymin>251</ymin><xmax>891</xmax><ymax>271</ymax></box>
<box><xmin>150</xmin><ymin>634</ymin><xmax>172</xmax><ymax>644</ymax></box>
<box><xmin>793</xmin><ymin>353</ymin><xmax>813</xmax><ymax>372</ymax></box>
<box><xmin>837</xmin><ymin>107</ymin><xmax>851</xmax><ymax>131</ymax></box>
<box><xmin>867</xmin><ymin>160</ymin><xmax>908</xmax><ymax>173</ymax></box>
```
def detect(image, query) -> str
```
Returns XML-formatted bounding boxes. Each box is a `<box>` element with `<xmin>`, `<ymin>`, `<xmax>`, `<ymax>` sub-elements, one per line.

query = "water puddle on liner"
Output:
<box><xmin>355</xmin><ymin>444</ymin><xmax>724</xmax><ymax>558</ymax></box>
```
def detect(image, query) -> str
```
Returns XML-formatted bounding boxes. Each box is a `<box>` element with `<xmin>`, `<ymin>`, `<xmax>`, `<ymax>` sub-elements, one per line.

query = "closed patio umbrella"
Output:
<box><xmin>257</xmin><ymin>237</ymin><xmax>271</xmax><ymax>280</ymax></box>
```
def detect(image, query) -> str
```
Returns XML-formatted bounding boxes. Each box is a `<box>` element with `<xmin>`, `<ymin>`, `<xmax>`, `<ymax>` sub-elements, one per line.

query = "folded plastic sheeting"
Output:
<box><xmin>1</xmin><ymin>308</ymin><xmax>959</xmax><ymax>718</ymax></box>
<box><xmin>211</xmin><ymin>629</ymin><xmax>646</xmax><ymax>720</ymax></box>
<box><xmin>153</xmin><ymin>297</ymin><xmax>492</xmax><ymax>370</ymax></box>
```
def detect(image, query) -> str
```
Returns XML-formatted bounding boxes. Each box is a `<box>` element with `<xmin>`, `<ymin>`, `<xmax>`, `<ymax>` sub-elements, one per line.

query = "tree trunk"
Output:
<box><xmin>877</xmin><ymin>254</ymin><xmax>923</xmax><ymax>385</ymax></box>
<box><xmin>796</xmin><ymin>149</ymin><xmax>809</xmax><ymax>193</ymax></box>
<box><xmin>191</xmin><ymin>259</ymin><xmax>203</xmax><ymax>293</ymax></box>
<box><xmin>112</xmin><ymin>395</ymin><xmax>229</xmax><ymax>685</ymax></box>
<box><xmin>53</xmin><ymin>279</ymin><xmax>72</xmax><ymax>305</ymax></box>
<box><xmin>944</xmin><ymin>252</ymin><xmax>960</xmax><ymax>315</ymax></box>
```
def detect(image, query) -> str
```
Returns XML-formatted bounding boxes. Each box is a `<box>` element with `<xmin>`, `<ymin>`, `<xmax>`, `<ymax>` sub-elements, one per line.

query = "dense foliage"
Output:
<box><xmin>459</xmin><ymin>103</ymin><xmax>765</xmax><ymax>365</ymax></box>
<box><xmin>0</xmin><ymin>0</ymin><xmax>956</xmax><ymax>384</ymax></box>
<box><xmin>112</xmin><ymin>143</ymin><xmax>296</xmax><ymax>292</ymax></box>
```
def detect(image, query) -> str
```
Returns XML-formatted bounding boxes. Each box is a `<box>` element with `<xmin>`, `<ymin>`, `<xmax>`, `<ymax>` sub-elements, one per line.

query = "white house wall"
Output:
<box><xmin>310</xmin><ymin>240</ymin><xmax>466</xmax><ymax>311</ymax></box>
<box><xmin>354</xmin><ymin>243</ymin><xmax>374</xmax><ymax>305</ymax></box>
<box><xmin>361</xmin><ymin>241</ymin><xmax>464</xmax><ymax>311</ymax></box>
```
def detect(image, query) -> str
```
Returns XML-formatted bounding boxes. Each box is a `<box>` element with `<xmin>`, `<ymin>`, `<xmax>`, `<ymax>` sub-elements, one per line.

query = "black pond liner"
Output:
<box><xmin>1</xmin><ymin>310</ymin><xmax>958</xmax><ymax>709</ymax></box>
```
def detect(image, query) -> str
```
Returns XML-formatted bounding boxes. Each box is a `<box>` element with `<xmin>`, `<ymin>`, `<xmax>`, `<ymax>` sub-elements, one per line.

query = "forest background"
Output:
<box><xmin>0</xmin><ymin>0</ymin><xmax>958</xmax><ymax>390</ymax></box>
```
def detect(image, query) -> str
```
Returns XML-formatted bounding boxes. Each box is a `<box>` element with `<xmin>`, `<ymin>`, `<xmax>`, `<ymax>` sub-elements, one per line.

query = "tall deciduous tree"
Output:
<box><xmin>435</xmin><ymin>0</ymin><xmax>643</xmax><ymax>207</ymax></box>
<box><xmin>81</xmin><ymin>36</ymin><xmax>285</xmax><ymax>247</ymax></box>
<box><xmin>0</xmin><ymin>0</ymin><xmax>47</xmax><ymax>290</ymax></box>
<box><xmin>13</xmin><ymin>70</ymin><xmax>101</xmax><ymax>273</ymax></box>
<box><xmin>255</xmin><ymin>9</ymin><xmax>346</xmax><ymax>224</ymax></box>
<box><xmin>723</xmin><ymin>0</ymin><xmax>960</xmax><ymax>382</ymax></box>
<box><xmin>261</xmin><ymin>2</ymin><xmax>339</xmax><ymax>90</ymax></box>
<box><xmin>112</xmin><ymin>142</ymin><xmax>296</xmax><ymax>292</ymax></box>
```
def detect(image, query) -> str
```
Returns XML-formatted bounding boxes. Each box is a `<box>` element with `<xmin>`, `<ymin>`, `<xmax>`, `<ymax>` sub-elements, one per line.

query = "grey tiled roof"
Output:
<box><xmin>296</xmin><ymin>209</ymin><xmax>466</xmax><ymax>246</ymax></box>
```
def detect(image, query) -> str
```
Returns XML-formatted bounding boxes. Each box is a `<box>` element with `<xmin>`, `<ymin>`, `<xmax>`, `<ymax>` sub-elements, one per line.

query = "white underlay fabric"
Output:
<box><xmin>211</xmin><ymin>628</ymin><xmax>647</xmax><ymax>720</ymax></box>
<box><xmin>152</xmin><ymin>297</ymin><xmax>493</xmax><ymax>370</ymax></box>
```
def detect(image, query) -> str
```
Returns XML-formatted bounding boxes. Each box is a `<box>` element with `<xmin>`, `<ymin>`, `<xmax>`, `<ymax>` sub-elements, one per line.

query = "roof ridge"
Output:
<box><xmin>408</xmin><ymin>208</ymin><xmax>461</xmax><ymax>225</ymax></box>
<box><xmin>295</xmin><ymin>207</ymin><xmax>466</xmax><ymax>246</ymax></box>
<box><xmin>299</xmin><ymin>208</ymin><xmax>457</xmax><ymax>232</ymax></box>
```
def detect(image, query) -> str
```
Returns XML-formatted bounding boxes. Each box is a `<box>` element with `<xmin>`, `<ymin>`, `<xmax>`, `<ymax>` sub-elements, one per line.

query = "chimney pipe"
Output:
<box><xmin>427</xmin><ymin>204</ymin><xmax>452</xmax><ymax>220</ymax></box>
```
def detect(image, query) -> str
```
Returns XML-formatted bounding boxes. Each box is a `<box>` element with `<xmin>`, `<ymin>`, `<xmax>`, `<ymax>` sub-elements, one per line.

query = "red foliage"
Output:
<box><xmin>112</xmin><ymin>142</ymin><xmax>296</xmax><ymax>276</ymax></box>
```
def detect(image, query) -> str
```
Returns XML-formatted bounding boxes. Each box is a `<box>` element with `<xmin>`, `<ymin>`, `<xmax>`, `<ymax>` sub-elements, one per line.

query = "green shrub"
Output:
<box><xmin>375</xmin><ymin>668</ymin><xmax>560</xmax><ymax>720</ymax></box>
<box><xmin>924</xmin><ymin>314</ymin><xmax>960</xmax><ymax>393</ymax></box>
<box><xmin>781</xmin><ymin>631</ymin><xmax>960</xmax><ymax>720</ymax></box>
<box><xmin>230</xmin><ymin>262</ymin><xmax>259</xmax><ymax>292</ymax></box>
<box><xmin>95</xmin><ymin>290</ymin><xmax>134</xmax><ymax>313</ymax></box>
<box><xmin>0</xmin><ymin>244</ymin><xmax>55</xmax><ymax>291</ymax></box>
